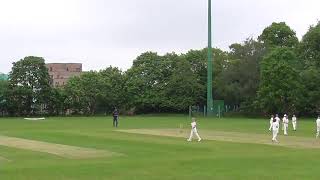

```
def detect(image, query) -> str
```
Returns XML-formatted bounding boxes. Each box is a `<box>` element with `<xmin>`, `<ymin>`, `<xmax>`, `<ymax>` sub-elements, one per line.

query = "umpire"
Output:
<box><xmin>112</xmin><ymin>108</ymin><xmax>119</xmax><ymax>127</ymax></box>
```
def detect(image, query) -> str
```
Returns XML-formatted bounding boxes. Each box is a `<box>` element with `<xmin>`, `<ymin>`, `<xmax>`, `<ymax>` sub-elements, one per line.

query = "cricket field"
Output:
<box><xmin>0</xmin><ymin>115</ymin><xmax>319</xmax><ymax>180</ymax></box>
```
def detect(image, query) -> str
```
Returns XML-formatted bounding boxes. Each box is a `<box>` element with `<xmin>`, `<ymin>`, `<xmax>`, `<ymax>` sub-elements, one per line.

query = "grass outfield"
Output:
<box><xmin>0</xmin><ymin>115</ymin><xmax>320</xmax><ymax>180</ymax></box>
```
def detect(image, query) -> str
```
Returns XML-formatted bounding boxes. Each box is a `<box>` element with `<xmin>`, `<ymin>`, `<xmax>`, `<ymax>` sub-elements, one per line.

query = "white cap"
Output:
<box><xmin>284</xmin><ymin>114</ymin><xmax>287</xmax><ymax>116</ymax></box>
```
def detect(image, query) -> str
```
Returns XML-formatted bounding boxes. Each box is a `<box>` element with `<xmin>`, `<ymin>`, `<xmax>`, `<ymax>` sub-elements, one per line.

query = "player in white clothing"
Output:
<box><xmin>316</xmin><ymin>116</ymin><xmax>320</xmax><ymax>138</ymax></box>
<box><xmin>275</xmin><ymin>114</ymin><xmax>280</xmax><ymax>129</ymax></box>
<box><xmin>292</xmin><ymin>114</ymin><xmax>297</xmax><ymax>131</ymax></box>
<box><xmin>282</xmin><ymin>114</ymin><xmax>289</xmax><ymax>135</ymax></box>
<box><xmin>187</xmin><ymin>117</ymin><xmax>202</xmax><ymax>142</ymax></box>
<box><xmin>272</xmin><ymin>118</ymin><xmax>279</xmax><ymax>142</ymax></box>
<box><xmin>269</xmin><ymin>115</ymin><xmax>274</xmax><ymax>131</ymax></box>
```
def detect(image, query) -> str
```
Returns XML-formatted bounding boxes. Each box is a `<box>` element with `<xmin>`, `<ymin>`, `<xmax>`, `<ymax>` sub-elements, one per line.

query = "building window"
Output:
<box><xmin>50</xmin><ymin>67</ymin><xmax>53</xmax><ymax>71</ymax></box>
<box><xmin>67</xmin><ymin>67</ymin><xmax>69</xmax><ymax>71</ymax></box>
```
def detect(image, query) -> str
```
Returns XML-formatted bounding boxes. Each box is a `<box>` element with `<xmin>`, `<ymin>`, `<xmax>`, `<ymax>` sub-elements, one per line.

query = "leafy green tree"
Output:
<box><xmin>65</xmin><ymin>71</ymin><xmax>104</xmax><ymax>115</ymax></box>
<box><xmin>125</xmin><ymin>52</ymin><xmax>174</xmax><ymax>112</ymax></box>
<box><xmin>258</xmin><ymin>22</ymin><xmax>299</xmax><ymax>49</ymax></box>
<box><xmin>299</xmin><ymin>22</ymin><xmax>320</xmax><ymax>67</ymax></box>
<box><xmin>0</xmin><ymin>80</ymin><xmax>8</xmax><ymax>115</ymax></box>
<box><xmin>184</xmin><ymin>48</ymin><xmax>229</xmax><ymax>105</ymax></box>
<box><xmin>7</xmin><ymin>56</ymin><xmax>51</xmax><ymax>115</ymax></box>
<box><xmin>98</xmin><ymin>67</ymin><xmax>125</xmax><ymax>113</ymax></box>
<box><xmin>161</xmin><ymin>57</ymin><xmax>204</xmax><ymax>111</ymax></box>
<box><xmin>47</xmin><ymin>88</ymin><xmax>67</xmax><ymax>115</ymax></box>
<box><xmin>215</xmin><ymin>39</ymin><xmax>266</xmax><ymax>111</ymax></box>
<box><xmin>257</xmin><ymin>48</ymin><xmax>303</xmax><ymax>114</ymax></box>
<box><xmin>300</xmin><ymin>67</ymin><xmax>320</xmax><ymax>115</ymax></box>
<box><xmin>297</xmin><ymin>22</ymin><xmax>320</xmax><ymax>115</ymax></box>
<box><xmin>65</xmin><ymin>67</ymin><xmax>125</xmax><ymax>115</ymax></box>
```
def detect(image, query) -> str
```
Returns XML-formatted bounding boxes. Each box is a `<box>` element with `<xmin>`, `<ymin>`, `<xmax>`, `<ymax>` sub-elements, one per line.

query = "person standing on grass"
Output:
<box><xmin>283</xmin><ymin>114</ymin><xmax>289</xmax><ymax>135</ymax></box>
<box><xmin>316</xmin><ymin>116</ymin><xmax>320</xmax><ymax>138</ymax></box>
<box><xmin>292</xmin><ymin>114</ymin><xmax>297</xmax><ymax>131</ymax></box>
<box><xmin>272</xmin><ymin>118</ymin><xmax>279</xmax><ymax>143</ymax></box>
<box><xmin>275</xmin><ymin>114</ymin><xmax>281</xmax><ymax>129</ymax></box>
<box><xmin>187</xmin><ymin>117</ymin><xmax>202</xmax><ymax>142</ymax></box>
<box><xmin>269</xmin><ymin>115</ymin><xmax>274</xmax><ymax>131</ymax></box>
<box><xmin>112</xmin><ymin>108</ymin><xmax>119</xmax><ymax>127</ymax></box>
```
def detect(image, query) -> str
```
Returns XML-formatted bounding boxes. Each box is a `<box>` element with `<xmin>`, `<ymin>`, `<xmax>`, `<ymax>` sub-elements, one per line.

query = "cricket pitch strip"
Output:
<box><xmin>0</xmin><ymin>135</ymin><xmax>121</xmax><ymax>159</ymax></box>
<box><xmin>116</xmin><ymin>129</ymin><xmax>320</xmax><ymax>149</ymax></box>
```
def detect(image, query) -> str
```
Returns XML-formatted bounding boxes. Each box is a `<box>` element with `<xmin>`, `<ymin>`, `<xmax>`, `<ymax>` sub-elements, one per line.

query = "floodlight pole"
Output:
<box><xmin>207</xmin><ymin>0</ymin><xmax>214</xmax><ymax>116</ymax></box>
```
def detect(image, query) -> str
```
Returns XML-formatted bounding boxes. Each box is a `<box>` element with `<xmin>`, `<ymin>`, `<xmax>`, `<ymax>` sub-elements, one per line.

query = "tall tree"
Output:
<box><xmin>184</xmin><ymin>48</ymin><xmax>229</xmax><ymax>105</ymax></box>
<box><xmin>99</xmin><ymin>67</ymin><xmax>125</xmax><ymax>112</ymax></box>
<box><xmin>299</xmin><ymin>22</ymin><xmax>320</xmax><ymax>67</ymax></box>
<box><xmin>257</xmin><ymin>47</ymin><xmax>303</xmax><ymax>114</ymax></box>
<box><xmin>65</xmin><ymin>71</ymin><xmax>104</xmax><ymax>115</ymax></box>
<box><xmin>300</xmin><ymin>67</ymin><xmax>320</xmax><ymax>115</ymax></box>
<box><xmin>0</xmin><ymin>80</ymin><xmax>8</xmax><ymax>115</ymax></box>
<box><xmin>161</xmin><ymin>57</ymin><xmax>204</xmax><ymax>111</ymax></box>
<box><xmin>298</xmin><ymin>22</ymin><xmax>320</xmax><ymax>115</ymax></box>
<box><xmin>215</xmin><ymin>39</ymin><xmax>265</xmax><ymax>111</ymax></box>
<box><xmin>7</xmin><ymin>56</ymin><xmax>51</xmax><ymax>115</ymax></box>
<box><xmin>125</xmin><ymin>52</ymin><xmax>174</xmax><ymax>112</ymax></box>
<box><xmin>46</xmin><ymin>88</ymin><xmax>67</xmax><ymax>115</ymax></box>
<box><xmin>258</xmin><ymin>22</ymin><xmax>299</xmax><ymax>49</ymax></box>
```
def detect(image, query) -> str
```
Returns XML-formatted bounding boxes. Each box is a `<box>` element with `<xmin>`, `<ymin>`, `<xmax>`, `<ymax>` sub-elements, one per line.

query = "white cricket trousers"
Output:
<box><xmin>292</xmin><ymin>121</ymin><xmax>297</xmax><ymax>130</ymax></box>
<box><xmin>272</xmin><ymin>130</ymin><xmax>278</xmax><ymax>141</ymax></box>
<box><xmin>188</xmin><ymin>128</ymin><xmax>201</xmax><ymax>141</ymax></box>
<box><xmin>317</xmin><ymin>126</ymin><xmax>320</xmax><ymax>138</ymax></box>
<box><xmin>283</xmin><ymin>123</ymin><xmax>288</xmax><ymax>135</ymax></box>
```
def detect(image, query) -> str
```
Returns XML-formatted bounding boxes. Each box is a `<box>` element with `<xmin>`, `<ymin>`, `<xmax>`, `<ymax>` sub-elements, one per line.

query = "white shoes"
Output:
<box><xmin>187</xmin><ymin>138</ymin><xmax>202</xmax><ymax>142</ymax></box>
<box><xmin>198</xmin><ymin>138</ymin><xmax>202</xmax><ymax>142</ymax></box>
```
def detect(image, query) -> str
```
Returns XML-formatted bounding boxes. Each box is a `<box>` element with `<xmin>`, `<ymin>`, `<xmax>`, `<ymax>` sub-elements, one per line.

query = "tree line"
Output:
<box><xmin>0</xmin><ymin>22</ymin><xmax>320</xmax><ymax>116</ymax></box>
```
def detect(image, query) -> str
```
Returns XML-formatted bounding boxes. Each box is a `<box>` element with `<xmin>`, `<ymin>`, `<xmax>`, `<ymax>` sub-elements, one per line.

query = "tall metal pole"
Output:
<box><xmin>207</xmin><ymin>0</ymin><xmax>214</xmax><ymax>116</ymax></box>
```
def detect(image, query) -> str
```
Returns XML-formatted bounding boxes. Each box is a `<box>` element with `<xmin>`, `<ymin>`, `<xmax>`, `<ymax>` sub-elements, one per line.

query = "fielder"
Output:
<box><xmin>292</xmin><ymin>114</ymin><xmax>297</xmax><ymax>131</ymax></box>
<box><xmin>272</xmin><ymin>118</ymin><xmax>279</xmax><ymax>142</ymax></box>
<box><xmin>316</xmin><ymin>116</ymin><xmax>320</xmax><ymax>138</ymax></box>
<box><xmin>269</xmin><ymin>115</ymin><xmax>274</xmax><ymax>131</ymax></box>
<box><xmin>187</xmin><ymin>117</ymin><xmax>202</xmax><ymax>142</ymax></box>
<box><xmin>283</xmin><ymin>114</ymin><xmax>289</xmax><ymax>135</ymax></box>
<box><xmin>275</xmin><ymin>114</ymin><xmax>280</xmax><ymax>128</ymax></box>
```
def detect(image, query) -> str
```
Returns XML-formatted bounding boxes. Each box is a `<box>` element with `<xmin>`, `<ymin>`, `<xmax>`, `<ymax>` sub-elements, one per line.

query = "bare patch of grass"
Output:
<box><xmin>0</xmin><ymin>136</ymin><xmax>121</xmax><ymax>159</ymax></box>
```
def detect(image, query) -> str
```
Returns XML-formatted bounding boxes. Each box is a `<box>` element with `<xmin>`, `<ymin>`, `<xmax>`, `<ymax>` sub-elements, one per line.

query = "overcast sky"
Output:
<box><xmin>0</xmin><ymin>0</ymin><xmax>319</xmax><ymax>73</ymax></box>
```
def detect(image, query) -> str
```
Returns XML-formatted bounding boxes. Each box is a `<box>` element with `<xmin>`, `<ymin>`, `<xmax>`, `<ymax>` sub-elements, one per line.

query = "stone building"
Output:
<box><xmin>46</xmin><ymin>63</ymin><xmax>82</xmax><ymax>87</ymax></box>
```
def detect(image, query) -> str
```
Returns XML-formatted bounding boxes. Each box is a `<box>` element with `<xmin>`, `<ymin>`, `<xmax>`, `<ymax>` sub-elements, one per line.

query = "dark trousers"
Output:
<box><xmin>113</xmin><ymin>116</ymin><xmax>118</xmax><ymax>127</ymax></box>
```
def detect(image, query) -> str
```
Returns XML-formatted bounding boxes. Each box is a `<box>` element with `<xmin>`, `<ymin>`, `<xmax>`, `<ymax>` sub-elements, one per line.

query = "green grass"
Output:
<box><xmin>0</xmin><ymin>115</ymin><xmax>319</xmax><ymax>180</ymax></box>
